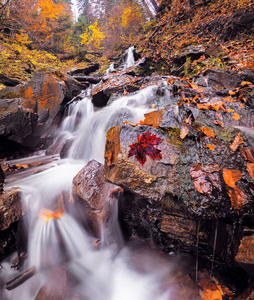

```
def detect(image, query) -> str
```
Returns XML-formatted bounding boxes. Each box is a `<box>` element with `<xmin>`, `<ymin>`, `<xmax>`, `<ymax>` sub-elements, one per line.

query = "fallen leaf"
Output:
<box><xmin>194</xmin><ymin>176</ymin><xmax>213</xmax><ymax>194</ymax></box>
<box><xmin>232</xmin><ymin>113</ymin><xmax>241</xmax><ymax>120</ymax></box>
<box><xmin>190</xmin><ymin>164</ymin><xmax>203</xmax><ymax>178</ymax></box>
<box><xmin>203</xmin><ymin>164</ymin><xmax>221</xmax><ymax>173</ymax></box>
<box><xmin>202</xmin><ymin>127</ymin><xmax>215</xmax><ymax>138</ymax></box>
<box><xmin>240</xmin><ymin>148</ymin><xmax>254</xmax><ymax>163</ymax></box>
<box><xmin>128</xmin><ymin>131</ymin><xmax>163</xmax><ymax>166</ymax></box>
<box><xmin>213</xmin><ymin>120</ymin><xmax>224</xmax><ymax>127</ymax></box>
<box><xmin>207</xmin><ymin>173</ymin><xmax>222</xmax><ymax>191</ymax></box>
<box><xmin>229</xmin><ymin>90</ymin><xmax>236</xmax><ymax>96</ymax></box>
<box><xmin>241</xmin><ymin>81</ymin><xmax>252</xmax><ymax>86</ymax></box>
<box><xmin>230</xmin><ymin>133</ymin><xmax>244</xmax><ymax>151</ymax></box>
<box><xmin>199</xmin><ymin>278</ymin><xmax>223</xmax><ymax>300</ymax></box>
<box><xmin>39</xmin><ymin>209</ymin><xmax>64</xmax><ymax>223</ymax></box>
<box><xmin>180</xmin><ymin>126</ymin><xmax>189</xmax><ymax>139</ymax></box>
<box><xmin>227</xmin><ymin>109</ymin><xmax>234</xmax><ymax>112</ymax></box>
<box><xmin>247</xmin><ymin>162</ymin><xmax>254</xmax><ymax>180</ymax></box>
<box><xmin>240</xmin><ymin>103</ymin><xmax>245</xmax><ymax>109</ymax></box>
<box><xmin>223</xmin><ymin>169</ymin><xmax>243</xmax><ymax>187</ymax></box>
<box><xmin>206</xmin><ymin>144</ymin><xmax>216</xmax><ymax>151</ymax></box>
<box><xmin>227</xmin><ymin>186</ymin><xmax>249</xmax><ymax>210</ymax></box>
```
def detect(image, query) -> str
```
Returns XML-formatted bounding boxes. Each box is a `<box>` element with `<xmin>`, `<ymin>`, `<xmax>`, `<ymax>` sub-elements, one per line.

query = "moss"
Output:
<box><xmin>213</xmin><ymin>127</ymin><xmax>235</xmax><ymax>143</ymax></box>
<box><xmin>0</xmin><ymin>91</ymin><xmax>20</xmax><ymax>99</ymax></box>
<box><xmin>165</xmin><ymin>127</ymin><xmax>183</xmax><ymax>150</ymax></box>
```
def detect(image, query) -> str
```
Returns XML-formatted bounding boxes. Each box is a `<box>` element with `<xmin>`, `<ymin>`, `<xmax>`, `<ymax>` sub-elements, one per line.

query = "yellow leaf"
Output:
<box><xmin>232</xmin><ymin>113</ymin><xmax>241</xmax><ymax>120</ymax></box>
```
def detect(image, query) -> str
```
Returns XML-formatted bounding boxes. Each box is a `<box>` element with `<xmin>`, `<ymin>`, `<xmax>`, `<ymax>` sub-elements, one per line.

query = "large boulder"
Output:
<box><xmin>91</xmin><ymin>74</ymin><xmax>142</xmax><ymax>107</ymax></box>
<box><xmin>0</xmin><ymin>188</ymin><xmax>27</xmax><ymax>258</ymax></box>
<box><xmin>20</xmin><ymin>69</ymin><xmax>84</xmax><ymax>128</ymax></box>
<box><xmin>0</xmin><ymin>99</ymin><xmax>38</xmax><ymax>158</ymax></box>
<box><xmin>72</xmin><ymin>159</ymin><xmax>119</xmax><ymax>238</ymax></box>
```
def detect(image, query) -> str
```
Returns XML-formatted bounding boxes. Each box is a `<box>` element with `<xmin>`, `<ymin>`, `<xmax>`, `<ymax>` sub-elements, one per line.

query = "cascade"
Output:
<box><xmin>0</xmin><ymin>80</ymin><xmax>175</xmax><ymax>300</ymax></box>
<box><xmin>123</xmin><ymin>46</ymin><xmax>135</xmax><ymax>70</ymax></box>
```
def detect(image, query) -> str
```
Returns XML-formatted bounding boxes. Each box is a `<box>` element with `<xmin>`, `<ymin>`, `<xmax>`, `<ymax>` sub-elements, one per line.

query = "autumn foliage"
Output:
<box><xmin>128</xmin><ymin>131</ymin><xmax>163</xmax><ymax>166</ymax></box>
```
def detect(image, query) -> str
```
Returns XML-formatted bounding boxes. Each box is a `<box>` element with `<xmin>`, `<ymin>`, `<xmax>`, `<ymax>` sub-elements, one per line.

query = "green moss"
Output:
<box><xmin>0</xmin><ymin>91</ymin><xmax>20</xmax><ymax>99</ymax></box>
<box><xmin>166</xmin><ymin>127</ymin><xmax>183</xmax><ymax>150</ymax></box>
<box><xmin>213</xmin><ymin>127</ymin><xmax>235</xmax><ymax>143</ymax></box>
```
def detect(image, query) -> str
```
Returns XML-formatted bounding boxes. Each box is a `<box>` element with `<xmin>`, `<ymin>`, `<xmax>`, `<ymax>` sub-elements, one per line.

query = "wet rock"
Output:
<box><xmin>174</xmin><ymin>45</ymin><xmax>206</xmax><ymax>64</ymax></box>
<box><xmin>0</xmin><ymin>188</ymin><xmax>27</xmax><ymax>258</ymax></box>
<box><xmin>72</xmin><ymin>75</ymin><xmax>101</xmax><ymax>85</ymax></box>
<box><xmin>72</xmin><ymin>159</ymin><xmax>118</xmax><ymax>237</ymax></box>
<box><xmin>35</xmin><ymin>267</ymin><xmax>83</xmax><ymax>300</ymax></box>
<box><xmin>91</xmin><ymin>75</ymin><xmax>142</xmax><ymax>107</ymax></box>
<box><xmin>0</xmin><ymin>74</ymin><xmax>21</xmax><ymax>87</ymax></box>
<box><xmin>0</xmin><ymin>188</ymin><xmax>26</xmax><ymax>231</ymax></box>
<box><xmin>69</xmin><ymin>63</ymin><xmax>100</xmax><ymax>76</ymax></box>
<box><xmin>0</xmin><ymin>165</ymin><xmax>4</xmax><ymax>192</ymax></box>
<box><xmin>235</xmin><ymin>229</ymin><xmax>254</xmax><ymax>278</ymax></box>
<box><xmin>0</xmin><ymin>99</ymin><xmax>38</xmax><ymax>158</ymax></box>
<box><xmin>20</xmin><ymin>69</ymin><xmax>84</xmax><ymax>128</ymax></box>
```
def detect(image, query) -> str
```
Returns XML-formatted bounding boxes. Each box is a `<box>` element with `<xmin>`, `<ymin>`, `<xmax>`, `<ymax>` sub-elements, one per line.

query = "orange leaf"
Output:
<box><xmin>230</xmin><ymin>133</ymin><xmax>244</xmax><ymax>151</ymax></box>
<box><xmin>247</xmin><ymin>163</ymin><xmax>254</xmax><ymax>180</ymax></box>
<box><xmin>229</xmin><ymin>90</ymin><xmax>236</xmax><ymax>96</ymax></box>
<box><xmin>241</xmin><ymin>81</ymin><xmax>252</xmax><ymax>86</ymax></box>
<box><xmin>180</xmin><ymin>126</ymin><xmax>189</xmax><ymax>139</ymax></box>
<box><xmin>223</xmin><ymin>169</ymin><xmax>243</xmax><ymax>188</ymax></box>
<box><xmin>227</xmin><ymin>109</ymin><xmax>234</xmax><ymax>112</ymax></box>
<box><xmin>213</xmin><ymin>120</ymin><xmax>224</xmax><ymax>127</ymax></box>
<box><xmin>240</xmin><ymin>148</ymin><xmax>254</xmax><ymax>163</ymax></box>
<box><xmin>227</xmin><ymin>186</ymin><xmax>248</xmax><ymax>210</ymax></box>
<box><xmin>39</xmin><ymin>208</ymin><xmax>64</xmax><ymax>223</ymax></box>
<box><xmin>197</xmin><ymin>88</ymin><xmax>205</xmax><ymax>93</ymax></box>
<box><xmin>202</xmin><ymin>127</ymin><xmax>215</xmax><ymax>138</ymax></box>
<box><xmin>232</xmin><ymin>113</ymin><xmax>241</xmax><ymax>120</ymax></box>
<box><xmin>206</xmin><ymin>144</ymin><xmax>216</xmax><ymax>151</ymax></box>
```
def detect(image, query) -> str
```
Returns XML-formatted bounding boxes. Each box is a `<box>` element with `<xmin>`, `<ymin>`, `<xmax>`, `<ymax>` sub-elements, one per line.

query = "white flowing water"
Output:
<box><xmin>1</xmin><ymin>83</ymin><xmax>175</xmax><ymax>300</ymax></box>
<box><xmin>123</xmin><ymin>46</ymin><xmax>135</xmax><ymax>70</ymax></box>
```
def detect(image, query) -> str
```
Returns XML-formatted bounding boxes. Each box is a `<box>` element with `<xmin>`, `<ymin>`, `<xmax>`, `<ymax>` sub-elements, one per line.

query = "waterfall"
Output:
<box><xmin>123</xmin><ymin>46</ymin><xmax>135</xmax><ymax>70</ymax></box>
<box><xmin>1</xmin><ymin>83</ymin><xmax>174</xmax><ymax>300</ymax></box>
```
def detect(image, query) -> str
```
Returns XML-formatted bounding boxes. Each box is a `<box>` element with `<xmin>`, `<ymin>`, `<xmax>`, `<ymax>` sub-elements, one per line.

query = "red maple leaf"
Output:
<box><xmin>128</xmin><ymin>131</ymin><xmax>163</xmax><ymax>166</ymax></box>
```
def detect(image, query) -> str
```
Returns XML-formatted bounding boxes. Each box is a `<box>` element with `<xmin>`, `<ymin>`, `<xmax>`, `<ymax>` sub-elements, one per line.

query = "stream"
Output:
<box><xmin>0</xmin><ymin>67</ymin><xmax>183</xmax><ymax>299</ymax></box>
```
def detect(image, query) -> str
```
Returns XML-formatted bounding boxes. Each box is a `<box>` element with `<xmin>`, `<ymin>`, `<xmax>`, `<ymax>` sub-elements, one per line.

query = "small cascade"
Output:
<box><xmin>105</xmin><ymin>62</ymin><xmax>115</xmax><ymax>75</ymax></box>
<box><xmin>1</xmin><ymin>81</ymin><xmax>176</xmax><ymax>300</ymax></box>
<box><xmin>123</xmin><ymin>46</ymin><xmax>135</xmax><ymax>70</ymax></box>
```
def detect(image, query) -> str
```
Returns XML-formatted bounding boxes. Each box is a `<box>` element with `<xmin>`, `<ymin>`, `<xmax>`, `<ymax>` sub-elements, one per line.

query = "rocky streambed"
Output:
<box><xmin>0</xmin><ymin>50</ymin><xmax>254</xmax><ymax>299</ymax></box>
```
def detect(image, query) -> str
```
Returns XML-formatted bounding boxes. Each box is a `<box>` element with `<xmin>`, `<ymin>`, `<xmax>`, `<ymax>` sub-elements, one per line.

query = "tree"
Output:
<box><xmin>80</xmin><ymin>19</ymin><xmax>105</xmax><ymax>51</ymax></box>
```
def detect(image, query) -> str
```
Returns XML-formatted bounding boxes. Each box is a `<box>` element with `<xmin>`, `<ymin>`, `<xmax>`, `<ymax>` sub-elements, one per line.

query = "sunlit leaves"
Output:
<box><xmin>128</xmin><ymin>131</ymin><xmax>163</xmax><ymax>166</ymax></box>
<box><xmin>80</xmin><ymin>20</ymin><xmax>105</xmax><ymax>50</ymax></box>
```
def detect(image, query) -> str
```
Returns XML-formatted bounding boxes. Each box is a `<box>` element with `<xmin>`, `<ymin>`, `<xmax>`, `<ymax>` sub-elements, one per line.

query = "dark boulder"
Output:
<box><xmin>72</xmin><ymin>159</ymin><xmax>118</xmax><ymax>237</ymax></box>
<box><xmin>0</xmin><ymin>165</ymin><xmax>4</xmax><ymax>192</ymax></box>
<box><xmin>69</xmin><ymin>63</ymin><xmax>100</xmax><ymax>76</ymax></box>
<box><xmin>91</xmin><ymin>74</ymin><xmax>142</xmax><ymax>107</ymax></box>
<box><xmin>0</xmin><ymin>99</ymin><xmax>38</xmax><ymax>158</ymax></box>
